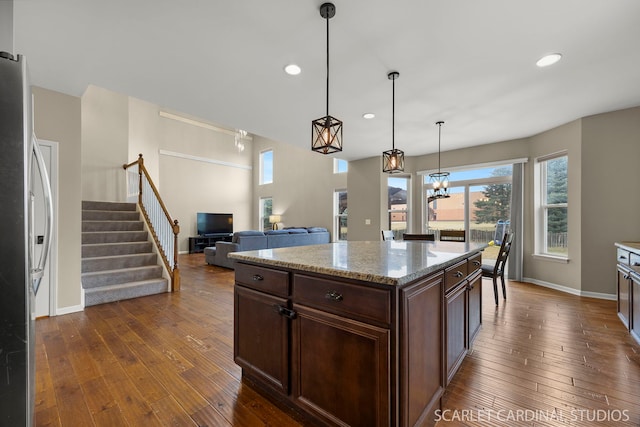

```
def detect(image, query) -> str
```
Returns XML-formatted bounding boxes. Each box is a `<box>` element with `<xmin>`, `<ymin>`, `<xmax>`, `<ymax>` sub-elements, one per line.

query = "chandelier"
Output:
<box><xmin>429</xmin><ymin>121</ymin><xmax>450</xmax><ymax>199</ymax></box>
<box><xmin>382</xmin><ymin>71</ymin><xmax>404</xmax><ymax>173</ymax></box>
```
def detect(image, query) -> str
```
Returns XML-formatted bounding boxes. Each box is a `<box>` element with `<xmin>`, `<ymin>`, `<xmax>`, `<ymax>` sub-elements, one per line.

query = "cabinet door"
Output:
<box><xmin>632</xmin><ymin>273</ymin><xmax>640</xmax><ymax>343</ymax></box>
<box><xmin>467</xmin><ymin>271</ymin><xmax>482</xmax><ymax>345</ymax></box>
<box><xmin>234</xmin><ymin>285</ymin><xmax>290</xmax><ymax>394</ymax></box>
<box><xmin>445</xmin><ymin>282</ymin><xmax>467</xmax><ymax>384</ymax></box>
<box><xmin>292</xmin><ymin>305</ymin><xmax>390</xmax><ymax>427</ymax></box>
<box><xmin>617</xmin><ymin>266</ymin><xmax>631</xmax><ymax>330</ymax></box>
<box><xmin>400</xmin><ymin>273</ymin><xmax>443</xmax><ymax>427</ymax></box>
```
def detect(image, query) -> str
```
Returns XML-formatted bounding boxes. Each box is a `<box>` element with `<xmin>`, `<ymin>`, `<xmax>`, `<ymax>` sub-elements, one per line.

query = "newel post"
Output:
<box><xmin>172</xmin><ymin>219</ymin><xmax>181</xmax><ymax>292</ymax></box>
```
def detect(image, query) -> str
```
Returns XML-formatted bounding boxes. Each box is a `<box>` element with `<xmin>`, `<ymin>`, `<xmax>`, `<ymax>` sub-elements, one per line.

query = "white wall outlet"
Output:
<box><xmin>365</xmin><ymin>219</ymin><xmax>371</xmax><ymax>225</ymax></box>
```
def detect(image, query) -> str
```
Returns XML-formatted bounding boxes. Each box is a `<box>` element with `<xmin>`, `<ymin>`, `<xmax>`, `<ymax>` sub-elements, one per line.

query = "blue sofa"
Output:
<box><xmin>204</xmin><ymin>227</ymin><xmax>330</xmax><ymax>269</ymax></box>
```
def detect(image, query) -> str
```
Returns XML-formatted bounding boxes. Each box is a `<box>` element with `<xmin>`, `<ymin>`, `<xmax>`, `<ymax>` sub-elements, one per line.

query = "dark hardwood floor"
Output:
<box><xmin>35</xmin><ymin>254</ymin><xmax>640</xmax><ymax>426</ymax></box>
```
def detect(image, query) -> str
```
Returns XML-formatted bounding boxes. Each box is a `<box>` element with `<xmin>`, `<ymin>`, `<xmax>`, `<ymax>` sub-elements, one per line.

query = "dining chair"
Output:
<box><xmin>482</xmin><ymin>230</ymin><xmax>514</xmax><ymax>305</ymax></box>
<box><xmin>381</xmin><ymin>230</ymin><xmax>395</xmax><ymax>241</ymax></box>
<box><xmin>439</xmin><ymin>230</ymin><xmax>466</xmax><ymax>242</ymax></box>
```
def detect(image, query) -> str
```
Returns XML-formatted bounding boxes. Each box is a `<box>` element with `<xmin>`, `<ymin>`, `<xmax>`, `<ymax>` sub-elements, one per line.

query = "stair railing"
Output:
<box><xmin>123</xmin><ymin>154</ymin><xmax>180</xmax><ymax>291</ymax></box>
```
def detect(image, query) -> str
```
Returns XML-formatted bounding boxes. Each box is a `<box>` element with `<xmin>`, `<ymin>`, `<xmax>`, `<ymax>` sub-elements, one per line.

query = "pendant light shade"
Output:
<box><xmin>429</xmin><ymin>121</ymin><xmax>450</xmax><ymax>198</ymax></box>
<box><xmin>383</xmin><ymin>71</ymin><xmax>405</xmax><ymax>173</ymax></box>
<box><xmin>312</xmin><ymin>3</ymin><xmax>343</xmax><ymax>154</ymax></box>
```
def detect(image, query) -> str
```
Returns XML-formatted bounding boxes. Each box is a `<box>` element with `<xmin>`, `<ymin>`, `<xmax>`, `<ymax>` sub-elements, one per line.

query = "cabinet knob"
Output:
<box><xmin>453</xmin><ymin>271</ymin><xmax>464</xmax><ymax>278</ymax></box>
<box><xmin>466</xmin><ymin>283</ymin><xmax>475</xmax><ymax>291</ymax></box>
<box><xmin>619</xmin><ymin>255</ymin><xmax>628</xmax><ymax>260</ymax></box>
<box><xmin>252</xmin><ymin>274</ymin><xmax>264</xmax><ymax>281</ymax></box>
<box><xmin>472</xmin><ymin>260</ymin><xmax>481</xmax><ymax>266</ymax></box>
<box><xmin>325</xmin><ymin>290</ymin><xmax>344</xmax><ymax>302</ymax></box>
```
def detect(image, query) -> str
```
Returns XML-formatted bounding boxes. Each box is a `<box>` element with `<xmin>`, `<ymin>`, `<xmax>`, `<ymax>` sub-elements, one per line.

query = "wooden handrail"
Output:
<box><xmin>123</xmin><ymin>154</ymin><xmax>181</xmax><ymax>291</ymax></box>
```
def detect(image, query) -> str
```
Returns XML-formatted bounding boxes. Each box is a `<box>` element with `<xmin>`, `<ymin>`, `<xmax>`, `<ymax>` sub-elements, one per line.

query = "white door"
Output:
<box><xmin>33</xmin><ymin>140</ymin><xmax>57</xmax><ymax>317</ymax></box>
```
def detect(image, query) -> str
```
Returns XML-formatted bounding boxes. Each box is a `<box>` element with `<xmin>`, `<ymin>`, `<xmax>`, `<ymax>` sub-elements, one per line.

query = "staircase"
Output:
<box><xmin>81</xmin><ymin>201</ymin><xmax>168</xmax><ymax>306</ymax></box>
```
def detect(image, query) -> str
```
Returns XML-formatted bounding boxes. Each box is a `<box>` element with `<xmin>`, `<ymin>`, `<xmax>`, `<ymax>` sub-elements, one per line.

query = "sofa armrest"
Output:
<box><xmin>212</xmin><ymin>241</ymin><xmax>240</xmax><ymax>269</ymax></box>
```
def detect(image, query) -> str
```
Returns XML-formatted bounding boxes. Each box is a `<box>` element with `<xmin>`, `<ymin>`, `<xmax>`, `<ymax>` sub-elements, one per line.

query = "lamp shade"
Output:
<box><xmin>269</xmin><ymin>215</ymin><xmax>281</xmax><ymax>223</ymax></box>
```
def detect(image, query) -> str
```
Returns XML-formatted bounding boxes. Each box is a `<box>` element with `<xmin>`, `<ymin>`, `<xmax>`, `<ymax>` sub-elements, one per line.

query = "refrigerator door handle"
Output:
<box><xmin>30</xmin><ymin>136</ymin><xmax>53</xmax><ymax>293</ymax></box>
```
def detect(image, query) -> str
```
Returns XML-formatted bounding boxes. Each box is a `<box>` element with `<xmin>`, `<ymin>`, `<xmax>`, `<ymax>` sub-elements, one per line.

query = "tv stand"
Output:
<box><xmin>189</xmin><ymin>234</ymin><xmax>232</xmax><ymax>254</ymax></box>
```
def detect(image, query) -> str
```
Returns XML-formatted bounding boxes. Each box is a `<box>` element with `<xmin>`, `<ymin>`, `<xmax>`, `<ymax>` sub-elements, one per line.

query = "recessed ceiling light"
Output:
<box><xmin>363</xmin><ymin>113</ymin><xmax>375</xmax><ymax>119</ymax></box>
<box><xmin>284</xmin><ymin>64</ymin><xmax>301</xmax><ymax>75</ymax></box>
<box><xmin>536</xmin><ymin>53</ymin><xmax>562</xmax><ymax>68</ymax></box>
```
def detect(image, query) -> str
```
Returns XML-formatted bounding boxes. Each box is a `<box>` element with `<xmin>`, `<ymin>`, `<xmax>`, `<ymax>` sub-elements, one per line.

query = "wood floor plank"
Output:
<box><xmin>35</xmin><ymin>254</ymin><xmax>640</xmax><ymax>426</ymax></box>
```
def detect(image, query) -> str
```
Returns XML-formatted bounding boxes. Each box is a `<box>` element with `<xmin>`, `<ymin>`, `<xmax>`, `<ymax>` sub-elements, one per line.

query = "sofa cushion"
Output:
<box><xmin>265</xmin><ymin>229</ymin><xmax>289</xmax><ymax>235</ymax></box>
<box><xmin>232</xmin><ymin>230</ymin><xmax>265</xmax><ymax>243</ymax></box>
<box><xmin>306</xmin><ymin>227</ymin><xmax>328</xmax><ymax>233</ymax></box>
<box><xmin>286</xmin><ymin>228</ymin><xmax>308</xmax><ymax>234</ymax></box>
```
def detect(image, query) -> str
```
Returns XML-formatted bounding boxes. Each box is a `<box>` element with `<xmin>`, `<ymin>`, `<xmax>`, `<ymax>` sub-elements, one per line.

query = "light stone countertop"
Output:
<box><xmin>228</xmin><ymin>240</ymin><xmax>487</xmax><ymax>286</ymax></box>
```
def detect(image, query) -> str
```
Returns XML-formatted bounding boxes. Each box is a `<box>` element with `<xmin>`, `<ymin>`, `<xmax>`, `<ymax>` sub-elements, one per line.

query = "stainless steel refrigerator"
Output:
<box><xmin>0</xmin><ymin>52</ymin><xmax>53</xmax><ymax>426</ymax></box>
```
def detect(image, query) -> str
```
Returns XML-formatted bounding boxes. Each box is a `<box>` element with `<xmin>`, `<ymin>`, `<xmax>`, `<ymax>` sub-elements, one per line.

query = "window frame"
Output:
<box><xmin>387</xmin><ymin>175</ymin><xmax>410</xmax><ymax>240</ymax></box>
<box><xmin>259</xmin><ymin>149</ymin><xmax>273</xmax><ymax>185</ymax></box>
<box><xmin>534</xmin><ymin>151</ymin><xmax>569</xmax><ymax>261</ymax></box>
<box><xmin>334</xmin><ymin>189</ymin><xmax>347</xmax><ymax>241</ymax></box>
<box><xmin>259</xmin><ymin>197</ymin><xmax>273</xmax><ymax>231</ymax></box>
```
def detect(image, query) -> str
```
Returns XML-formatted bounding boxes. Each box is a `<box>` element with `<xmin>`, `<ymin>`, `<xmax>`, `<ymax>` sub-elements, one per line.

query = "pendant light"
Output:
<box><xmin>382</xmin><ymin>71</ymin><xmax>405</xmax><ymax>173</ymax></box>
<box><xmin>429</xmin><ymin>121</ymin><xmax>450</xmax><ymax>198</ymax></box>
<box><xmin>312</xmin><ymin>2</ymin><xmax>343</xmax><ymax>154</ymax></box>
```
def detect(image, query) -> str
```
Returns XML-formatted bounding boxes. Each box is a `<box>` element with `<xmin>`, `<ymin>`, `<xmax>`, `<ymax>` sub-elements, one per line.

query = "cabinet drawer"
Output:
<box><xmin>617</xmin><ymin>248</ymin><xmax>631</xmax><ymax>265</ymax></box>
<box><xmin>235</xmin><ymin>263</ymin><xmax>289</xmax><ymax>297</ymax></box>
<box><xmin>444</xmin><ymin>260</ymin><xmax>468</xmax><ymax>293</ymax></box>
<box><xmin>467</xmin><ymin>253</ymin><xmax>482</xmax><ymax>274</ymax></box>
<box><xmin>630</xmin><ymin>252</ymin><xmax>640</xmax><ymax>267</ymax></box>
<box><xmin>293</xmin><ymin>274</ymin><xmax>391</xmax><ymax>325</ymax></box>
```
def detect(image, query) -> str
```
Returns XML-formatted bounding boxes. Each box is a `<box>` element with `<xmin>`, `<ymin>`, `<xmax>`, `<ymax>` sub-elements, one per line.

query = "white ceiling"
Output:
<box><xmin>12</xmin><ymin>0</ymin><xmax>640</xmax><ymax>161</ymax></box>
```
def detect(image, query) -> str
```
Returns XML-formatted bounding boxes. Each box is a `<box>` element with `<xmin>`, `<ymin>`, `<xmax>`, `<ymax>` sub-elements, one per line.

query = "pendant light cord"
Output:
<box><xmin>325</xmin><ymin>15</ymin><xmax>330</xmax><ymax>117</ymax></box>
<box><xmin>438</xmin><ymin>122</ymin><xmax>441</xmax><ymax>173</ymax></box>
<box><xmin>392</xmin><ymin>76</ymin><xmax>395</xmax><ymax>150</ymax></box>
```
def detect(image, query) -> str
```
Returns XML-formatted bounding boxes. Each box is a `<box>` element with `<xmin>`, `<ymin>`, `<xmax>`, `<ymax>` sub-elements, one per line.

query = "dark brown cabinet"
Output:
<box><xmin>234</xmin><ymin>285</ymin><xmax>290</xmax><ymax>394</ymax></box>
<box><xmin>233</xmin><ymin>249</ymin><xmax>483</xmax><ymax>427</ymax></box>
<box><xmin>292</xmin><ymin>304</ymin><xmax>390</xmax><ymax>426</ymax></box>
<box><xmin>615</xmin><ymin>243</ymin><xmax>640</xmax><ymax>345</ymax></box>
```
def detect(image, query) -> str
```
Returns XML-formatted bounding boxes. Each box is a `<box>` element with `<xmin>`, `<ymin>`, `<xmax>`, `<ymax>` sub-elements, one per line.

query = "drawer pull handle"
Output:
<box><xmin>466</xmin><ymin>283</ymin><xmax>475</xmax><ymax>291</ymax></box>
<box><xmin>325</xmin><ymin>291</ymin><xmax>344</xmax><ymax>302</ymax></box>
<box><xmin>472</xmin><ymin>261</ymin><xmax>481</xmax><ymax>266</ymax></box>
<box><xmin>252</xmin><ymin>274</ymin><xmax>264</xmax><ymax>281</ymax></box>
<box><xmin>634</xmin><ymin>262</ymin><xmax>640</xmax><ymax>266</ymax></box>
<box><xmin>453</xmin><ymin>271</ymin><xmax>464</xmax><ymax>278</ymax></box>
<box><xmin>274</xmin><ymin>305</ymin><xmax>297</xmax><ymax>319</ymax></box>
<box><xmin>619</xmin><ymin>255</ymin><xmax>628</xmax><ymax>260</ymax></box>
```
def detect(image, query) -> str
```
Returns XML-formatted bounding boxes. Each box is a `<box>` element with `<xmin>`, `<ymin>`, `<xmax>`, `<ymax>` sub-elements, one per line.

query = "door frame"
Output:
<box><xmin>36</xmin><ymin>139</ymin><xmax>58</xmax><ymax>317</ymax></box>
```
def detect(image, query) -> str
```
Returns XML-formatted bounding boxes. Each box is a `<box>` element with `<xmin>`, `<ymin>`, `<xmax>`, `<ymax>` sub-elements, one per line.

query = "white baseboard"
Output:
<box><xmin>55</xmin><ymin>303</ymin><xmax>84</xmax><ymax>316</ymax></box>
<box><xmin>522</xmin><ymin>277</ymin><xmax>616</xmax><ymax>300</ymax></box>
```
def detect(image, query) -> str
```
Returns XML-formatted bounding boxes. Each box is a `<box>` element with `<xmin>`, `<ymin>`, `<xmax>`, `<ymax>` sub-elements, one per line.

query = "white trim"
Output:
<box><xmin>535</xmin><ymin>149</ymin><xmax>568</xmax><ymax>163</ymax></box>
<box><xmin>416</xmin><ymin>157</ymin><xmax>528</xmax><ymax>175</ymax></box>
<box><xmin>532</xmin><ymin>253</ymin><xmax>570</xmax><ymax>263</ymax></box>
<box><xmin>159</xmin><ymin>110</ymin><xmax>253</xmax><ymax>140</ymax></box>
<box><xmin>523</xmin><ymin>277</ymin><xmax>616</xmax><ymax>301</ymax></box>
<box><xmin>55</xmin><ymin>303</ymin><xmax>84</xmax><ymax>316</ymax></box>
<box><xmin>159</xmin><ymin>149</ymin><xmax>252</xmax><ymax>171</ymax></box>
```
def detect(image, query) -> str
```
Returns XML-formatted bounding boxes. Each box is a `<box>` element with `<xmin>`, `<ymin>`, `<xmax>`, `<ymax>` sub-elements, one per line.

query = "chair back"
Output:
<box><xmin>493</xmin><ymin>230</ymin><xmax>514</xmax><ymax>274</ymax></box>
<box><xmin>403</xmin><ymin>233</ymin><xmax>435</xmax><ymax>241</ymax></box>
<box><xmin>381</xmin><ymin>230</ymin><xmax>395</xmax><ymax>241</ymax></box>
<box><xmin>439</xmin><ymin>230</ymin><xmax>466</xmax><ymax>242</ymax></box>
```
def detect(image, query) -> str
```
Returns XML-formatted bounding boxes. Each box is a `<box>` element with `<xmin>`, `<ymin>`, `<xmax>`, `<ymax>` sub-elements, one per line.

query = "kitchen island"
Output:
<box><xmin>229</xmin><ymin>240</ymin><xmax>486</xmax><ymax>427</ymax></box>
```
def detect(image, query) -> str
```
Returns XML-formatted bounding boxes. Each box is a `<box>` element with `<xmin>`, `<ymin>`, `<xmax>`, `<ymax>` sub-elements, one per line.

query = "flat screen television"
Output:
<box><xmin>197</xmin><ymin>213</ymin><xmax>233</xmax><ymax>236</ymax></box>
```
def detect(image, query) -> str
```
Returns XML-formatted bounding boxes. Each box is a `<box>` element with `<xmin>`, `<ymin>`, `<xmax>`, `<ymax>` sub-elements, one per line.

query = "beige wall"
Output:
<box><xmin>81</xmin><ymin>85</ymin><xmax>129</xmax><ymax>202</ymax></box>
<box><xmin>252</xmin><ymin>136</ymin><xmax>346</xmax><ymax>238</ymax></box>
<box><xmin>581</xmin><ymin>107</ymin><xmax>640</xmax><ymax>294</ymax></box>
<box><xmin>33</xmin><ymin>86</ymin><xmax>83</xmax><ymax>311</ymax></box>
<box><xmin>524</xmin><ymin>120</ymin><xmax>582</xmax><ymax>292</ymax></box>
<box><xmin>347</xmin><ymin>157</ymin><xmax>385</xmax><ymax>241</ymax></box>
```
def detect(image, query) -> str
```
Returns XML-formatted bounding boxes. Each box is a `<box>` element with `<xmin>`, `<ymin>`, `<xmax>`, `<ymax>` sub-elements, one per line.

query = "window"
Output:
<box><xmin>422</xmin><ymin>165</ymin><xmax>512</xmax><ymax>263</ymax></box>
<box><xmin>260</xmin><ymin>150</ymin><xmax>273</xmax><ymax>184</ymax></box>
<box><xmin>334</xmin><ymin>189</ymin><xmax>347</xmax><ymax>241</ymax></box>
<box><xmin>334</xmin><ymin>158</ymin><xmax>348</xmax><ymax>174</ymax></box>
<box><xmin>388</xmin><ymin>176</ymin><xmax>409</xmax><ymax>239</ymax></box>
<box><xmin>535</xmin><ymin>153</ymin><xmax>568</xmax><ymax>258</ymax></box>
<box><xmin>259</xmin><ymin>197</ymin><xmax>272</xmax><ymax>231</ymax></box>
